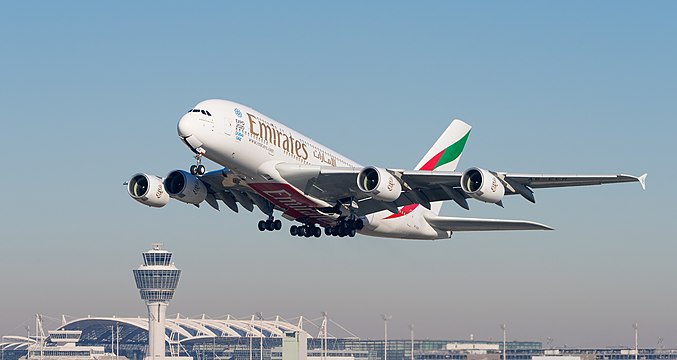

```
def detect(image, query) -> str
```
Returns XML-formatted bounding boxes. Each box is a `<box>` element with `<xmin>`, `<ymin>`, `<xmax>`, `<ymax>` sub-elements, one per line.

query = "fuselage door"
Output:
<box><xmin>223</xmin><ymin>116</ymin><xmax>233</xmax><ymax>136</ymax></box>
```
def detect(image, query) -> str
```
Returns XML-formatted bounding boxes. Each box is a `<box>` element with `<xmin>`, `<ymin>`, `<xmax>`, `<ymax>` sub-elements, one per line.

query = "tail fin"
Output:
<box><xmin>416</xmin><ymin>119</ymin><xmax>471</xmax><ymax>214</ymax></box>
<box><xmin>416</xmin><ymin>119</ymin><xmax>472</xmax><ymax>172</ymax></box>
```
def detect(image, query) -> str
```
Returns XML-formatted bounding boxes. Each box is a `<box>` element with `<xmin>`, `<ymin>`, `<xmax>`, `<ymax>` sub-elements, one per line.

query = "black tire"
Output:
<box><xmin>355</xmin><ymin>219</ymin><xmax>364</xmax><ymax>230</ymax></box>
<box><xmin>314</xmin><ymin>227</ymin><xmax>321</xmax><ymax>237</ymax></box>
<box><xmin>197</xmin><ymin>165</ymin><xmax>206</xmax><ymax>175</ymax></box>
<box><xmin>257</xmin><ymin>220</ymin><xmax>266</xmax><ymax>231</ymax></box>
<box><xmin>324</xmin><ymin>227</ymin><xmax>332</xmax><ymax>236</ymax></box>
<box><xmin>346</xmin><ymin>219</ymin><xmax>355</xmax><ymax>230</ymax></box>
<box><xmin>190</xmin><ymin>165</ymin><xmax>198</xmax><ymax>175</ymax></box>
<box><xmin>297</xmin><ymin>226</ymin><xmax>306</xmax><ymax>236</ymax></box>
<box><xmin>331</xmin><ymin>227</ymin><xmax>338</xmax><ymax>236</ymax></box>
<box><xmin>274</xmin><ymin>219</ymin><xmax>282</xmax><ymax>230</ymax></box>
<box><xmin>264</xmin><ymin>220</ymin><xmax>273</xmax><ymax>231</ymax></box>
<box><xmin>290</xmin><ymin>225</ymin><xmax>298</xmax><ymax>236</ymax></box>
<box><xmin>349</xmin><ymin>228</ymin><xmax>356</xmax><ymax>237</ymax></box>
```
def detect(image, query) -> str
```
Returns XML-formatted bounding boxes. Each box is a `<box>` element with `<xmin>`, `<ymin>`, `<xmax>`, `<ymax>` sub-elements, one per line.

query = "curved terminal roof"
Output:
<box><xmin>0</xmin><ymin>336</ymin><xmax>36</xmax><ymax>350</ymax></box>
<box><xmin>54</xmin><ymin>316</ymin><xmax>313</xmax><ymax>344</ymax></box>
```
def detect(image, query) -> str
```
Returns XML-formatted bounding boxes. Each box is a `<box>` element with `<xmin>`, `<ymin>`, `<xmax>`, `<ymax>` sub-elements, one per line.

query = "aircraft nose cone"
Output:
<box><xmin>177</xmin><ymin>114</ymin><xmax>193</xmax><ymax>138</ymax></box>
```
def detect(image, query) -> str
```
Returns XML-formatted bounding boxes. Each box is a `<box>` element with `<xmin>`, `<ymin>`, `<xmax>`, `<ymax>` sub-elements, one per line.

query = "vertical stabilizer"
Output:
<box><xmin>384</xmin><ymin>119</ymin><xmax>472</xmax><ymax>220</ymax></box>
<box><xmin>417</xmin><ymin>120</ymin><xmax>471</xmax><ymax>215</ymax></box>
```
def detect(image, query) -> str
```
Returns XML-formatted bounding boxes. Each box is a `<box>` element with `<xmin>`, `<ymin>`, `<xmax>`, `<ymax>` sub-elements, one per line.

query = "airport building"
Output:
<box><xmin>1</xmin><ymin>316</ymin><xmax>542</xmax><ymax>360</ymax></box>
<box><xmin>3</xmin><ymin>245</ymin><xmax>676</xmax><ymax>360</ymax></box>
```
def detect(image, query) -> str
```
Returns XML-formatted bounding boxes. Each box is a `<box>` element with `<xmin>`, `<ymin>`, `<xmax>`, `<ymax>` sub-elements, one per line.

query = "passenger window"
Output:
<box><xmin>201</xmin><ymin>110</ymin><xmax>206</xmax><ymax>115</ymax></box>
<box><xmin>205</xmin><ymin>110</ymin><xmax>212</xmax><ymax>116</ymax></box>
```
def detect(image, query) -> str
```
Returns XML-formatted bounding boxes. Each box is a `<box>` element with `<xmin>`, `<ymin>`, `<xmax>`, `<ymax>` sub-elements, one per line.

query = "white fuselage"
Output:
<box><xmin>177</xmin><ymin>99</ymin><xmax>449</xmax><ymax>240</ymax></box>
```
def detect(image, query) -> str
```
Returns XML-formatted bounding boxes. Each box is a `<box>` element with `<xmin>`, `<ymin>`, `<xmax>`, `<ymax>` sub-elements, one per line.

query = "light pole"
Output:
<box><xmin>409</xmin><ymin>324</ymin><xmax>414</xmax><ymax>360</ymax></box>
<box><xmin>633</xmin><ymin>323</ymin><xmax>638</xmax><ymax>360</ymax></box>
<box><xmin>501</xmin><ymin>324</ymin><xmax>507</xmax><ymax>360</ymax></box>
<box><xmin>321</xmin><ymin>312</ymin><xmax>328</xmax><ymax>360</ymax></box>
<box><xmin>248</xmin><ymin>318</ymin><xmax>253</xmax><ymax>360</ymax></box>
<box><xmin>257</xmin><ymin>312</ymin><xmax>264</xmax><ymax>360</ymax></box>
<box><xmin>382</xmin><ymin>315</ymin><xmax>392</xmax><ymax>360</ymax></box>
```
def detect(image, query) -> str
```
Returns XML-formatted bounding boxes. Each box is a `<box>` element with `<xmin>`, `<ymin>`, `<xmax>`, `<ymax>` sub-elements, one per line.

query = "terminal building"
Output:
<box><xmin>1</xmin><ymin>316</ymin><xmax>541</xmax><ymax>360</ymax></box>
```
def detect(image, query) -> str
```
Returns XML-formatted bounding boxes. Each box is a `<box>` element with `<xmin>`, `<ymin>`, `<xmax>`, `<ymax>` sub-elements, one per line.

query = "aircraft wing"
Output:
<box><xmin>274</xmin><ymin>163</ymin><xmax>647</xmax><ymax>215</ymax></box>
<box><xmin>196</xmin><ymin>169</ymin><xmax>278</xmax><ymax>215</ymax></box>
<box><xmin>425</xmin><ymin>215</ymin><xmax>554</xmax><ymax>231</ymax></box>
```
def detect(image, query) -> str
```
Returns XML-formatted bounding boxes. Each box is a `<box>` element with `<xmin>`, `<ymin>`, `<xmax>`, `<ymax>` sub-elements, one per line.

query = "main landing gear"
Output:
<box><xmin>324</xmin><ymin>218</ymin><xmax>364</xmax><ymax>238</ymax></box>
<box><xmin>258</xmin><ymin>216</ymin><xmax>282</xmax><ymax>232</ymax></box>
<box><xmin>290</xmin><ymin>224</ymin><xmax>322</xmax><ymax>238</ymax></box>
<box><xmin>190</xmin><ymin>153</ymin><xmax>206</xmax><ymax>176</ymax></box>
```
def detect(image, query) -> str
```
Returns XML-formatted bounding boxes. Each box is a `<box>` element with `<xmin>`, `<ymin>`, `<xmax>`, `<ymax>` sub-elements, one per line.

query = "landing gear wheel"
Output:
<box><xmin>257</xmin><ymin>220</ymin><xmax>266</xmax><ymax>231</ymax></box>
<box><xmin>355</xmin><ymin>219</ymin><xmax>364</xmax><ymax>230</ymax></box>
<box><xmin>265</xmin><ymin>219</ymin><xmax>274</xmax><ymax>231</ymax></box>
<box><xmin>197</xmin><ymin>165</ymin><xmax>206</xmax><ymax>175</ymax></box>
<box><xmin>290</xmin><ymin>225</ymin><xmax>298</xmax><ymax>236</ymax></box>
<box><xmin>190</xmin><ymin>165</ymin><xmax>198</xmax><ymax>175</ymax></box>
<box><xmin>324</xmin><ymin>227</ymin><xmax>332</xmax><ymax>236</ymax></box>
<box><xmin>274</xmin><ymin>219</ymin><xmax>282</xmax><ymax>230</ymax></box>
<box><xmin>297</xmin><ymin>226</ymin><xmax>306</xmax><ymax>237</ymax></box>
<box><xmin>313</xmin><ymin>227</ymin><xmax>321</xmax><ymax>238</ymax></box>
<box><xmin>349</xmin><ymin>228</ymin><xmax>356</xmax><ymax>237</ymax></box>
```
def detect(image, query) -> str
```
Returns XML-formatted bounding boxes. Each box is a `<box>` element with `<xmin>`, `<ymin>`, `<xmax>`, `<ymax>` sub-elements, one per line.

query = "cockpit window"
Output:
<box><xmin>188</xmin><ymin>108</ymin><xmax>212</xmax><ymax>116</ymax></box>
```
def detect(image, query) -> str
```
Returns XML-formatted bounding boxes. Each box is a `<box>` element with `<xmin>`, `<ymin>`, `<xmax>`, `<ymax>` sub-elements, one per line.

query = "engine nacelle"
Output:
<box><xmin>164</xmin><ymin>170</ymin><xmax>208</xmax><ymax>205</ymax></box>
<box><xmin>356</xmin><ymin>166</ymin><xmax>402</xmax><ymax>202</ymax></box>
<box><xmin>127</xmin><ymin>173</ymin><xmax>170</xmax><ymax>208</ymax></box>
<box><xmin>460</xmin><ymin>167</ymin><xmax>505</xmax><ymax>203</ymax></box>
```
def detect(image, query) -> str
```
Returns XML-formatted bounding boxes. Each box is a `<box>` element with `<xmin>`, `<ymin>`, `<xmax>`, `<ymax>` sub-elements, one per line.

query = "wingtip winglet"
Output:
<box><xmin>638</xmin><ymin>173</ymin><xmax>647</xmax><ymax>190</ymax></box>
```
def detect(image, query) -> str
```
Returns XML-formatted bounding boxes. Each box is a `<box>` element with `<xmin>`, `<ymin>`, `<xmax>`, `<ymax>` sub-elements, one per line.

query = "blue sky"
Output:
<box><xmin>0</xmin><ymin>1</ymin><xmax>674</xmax><ymax>348</ymax></box>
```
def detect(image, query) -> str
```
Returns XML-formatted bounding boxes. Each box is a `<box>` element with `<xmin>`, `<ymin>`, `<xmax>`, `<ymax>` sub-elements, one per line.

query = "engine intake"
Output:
<box><xmin>356</xmin><ymin>166</ymin><xmax>402</xmax><ymax>202</ymax></box>
<box><xmin>127</xmin><ymin>173</ymin><xmax>169</xmax><ymax>208</ymax></box>
<box><xmin>164</xmin><ymin>170</ymin><xmax>208</xmax><ymax>205</ymax></box>
<box><xmin>460</xmin><ymin>167</ymin><xmax>505</xmax><ymax>203</ymax></box>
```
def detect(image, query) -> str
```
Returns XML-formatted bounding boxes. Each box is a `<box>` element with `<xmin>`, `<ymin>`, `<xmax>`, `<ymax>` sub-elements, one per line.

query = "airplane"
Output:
<box><xmin>126</xmin><ymin>99</ymin><xmax>647</xmax><ymax>240</ymax></box>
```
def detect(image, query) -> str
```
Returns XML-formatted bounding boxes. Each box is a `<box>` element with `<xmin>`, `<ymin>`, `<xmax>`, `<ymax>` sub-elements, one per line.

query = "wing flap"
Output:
<box><xmin>426</xmin><ymin>215</ymin><xmax>553</xmax><ymax>232</ymax></box>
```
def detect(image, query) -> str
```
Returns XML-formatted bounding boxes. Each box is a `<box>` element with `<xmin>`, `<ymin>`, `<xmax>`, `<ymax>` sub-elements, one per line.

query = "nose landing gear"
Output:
<box><xmin>190</xmin><ymin>152</ymin><xmax>206</xmax><ymax>176</ymax></box>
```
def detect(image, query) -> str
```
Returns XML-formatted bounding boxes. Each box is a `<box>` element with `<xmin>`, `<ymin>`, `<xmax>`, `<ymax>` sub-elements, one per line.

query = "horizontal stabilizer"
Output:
<box><xmin>426</xmin><ymin>215</ymin><xmax>553</xmax><ymax>232</ymax></box>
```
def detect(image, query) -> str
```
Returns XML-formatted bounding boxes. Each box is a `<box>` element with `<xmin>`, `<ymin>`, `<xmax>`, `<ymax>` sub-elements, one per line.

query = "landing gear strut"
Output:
<box><xmin>190</xmin><ymin>153</ymin><xmax>206</xmax><ymax>176</ymax></box>
<box><xmin>258</xmin><ymin>216</ymin><xmax>282</xmax><ymax>232</ymax></box>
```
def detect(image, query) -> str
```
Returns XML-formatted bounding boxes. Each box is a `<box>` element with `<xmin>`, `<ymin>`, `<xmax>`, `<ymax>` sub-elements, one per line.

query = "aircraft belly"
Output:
<box><xmin>361</xmin><ymin>210</ymin><xmax>445</xmax><ymax>240</ymax></box>
<box><xmin>248</xmin><ymin>182</ymin><xmax>334</xmax><ymax>227</ymax></box>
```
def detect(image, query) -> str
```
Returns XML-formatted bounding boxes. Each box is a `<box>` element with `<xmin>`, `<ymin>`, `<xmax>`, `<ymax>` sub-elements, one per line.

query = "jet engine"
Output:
<box><xmin>127</xmin><ymin>173</ymin><xmax>170</xmax><ymax>208</ymax></box>
<box><xmin>357</xmin><ymin>166</ymin><xmax>402</xmax><ymax>202</ymax></box>
<box><xmin>164</xmin><ymin>170</ymin><xmax>208</xmax><ymax>205</ymax></box>
<box><xmin>460</xmin><ymin>167</ymin><xmax>505</xmax><ymax>203</ymax></box>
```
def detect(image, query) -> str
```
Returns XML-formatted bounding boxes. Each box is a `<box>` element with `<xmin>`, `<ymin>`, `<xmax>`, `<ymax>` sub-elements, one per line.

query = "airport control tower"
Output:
<box><xmin>133</xmin><ymin>244</ymin><xmax>181</xmax><ymax>360</ymax></box>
